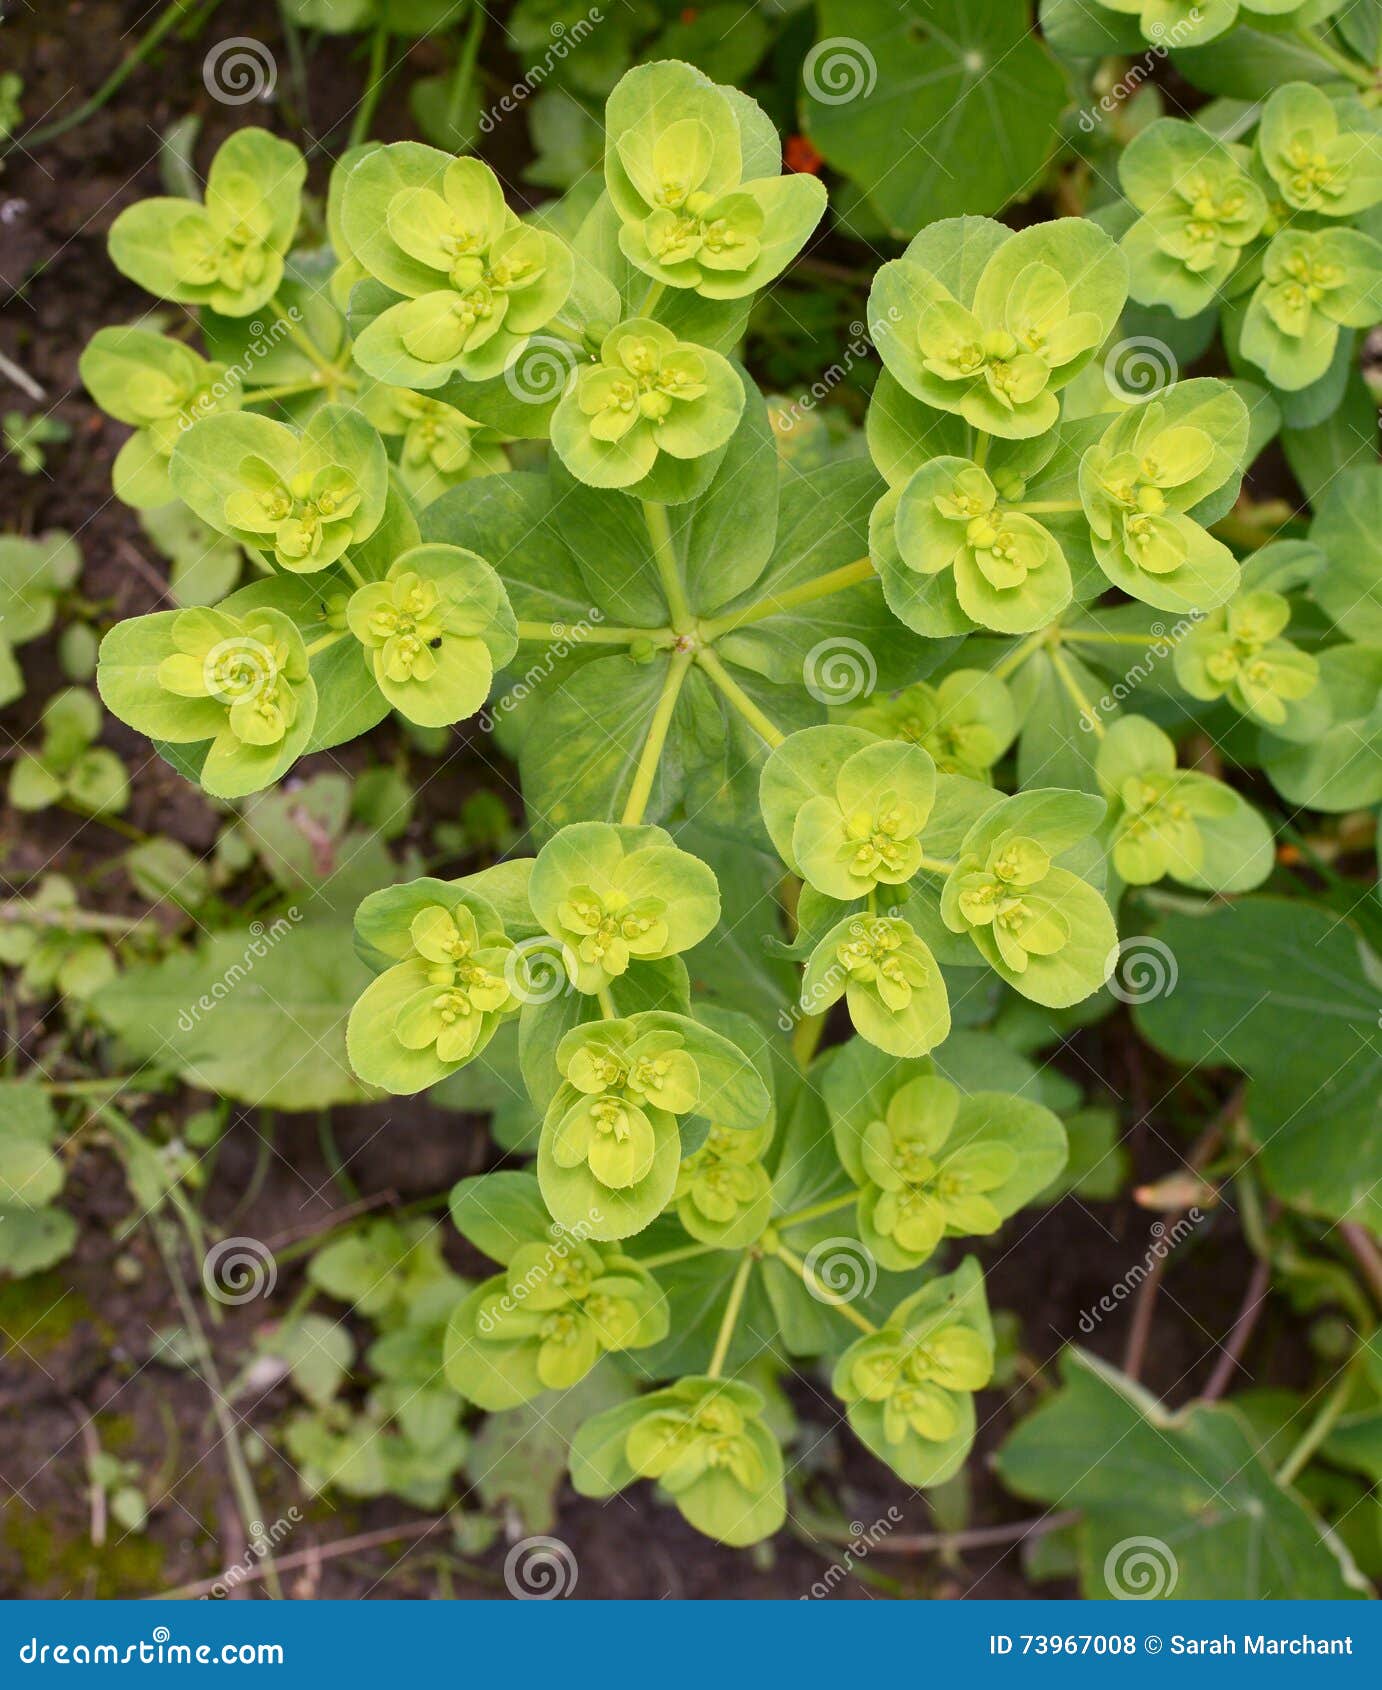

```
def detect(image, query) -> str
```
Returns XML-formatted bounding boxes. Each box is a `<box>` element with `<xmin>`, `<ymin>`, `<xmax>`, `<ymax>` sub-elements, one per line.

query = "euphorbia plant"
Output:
<box><xmin>86</xmin><ymin>50</ymin><xmax>1370</xmax><ymax>1553</ymax></box>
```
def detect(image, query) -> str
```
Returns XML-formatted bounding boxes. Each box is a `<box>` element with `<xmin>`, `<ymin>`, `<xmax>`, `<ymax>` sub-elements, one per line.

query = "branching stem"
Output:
<box><xmin>694</xmin><ymin>647</ymin><xmax>786</xmax><ymax>747</ymax></box>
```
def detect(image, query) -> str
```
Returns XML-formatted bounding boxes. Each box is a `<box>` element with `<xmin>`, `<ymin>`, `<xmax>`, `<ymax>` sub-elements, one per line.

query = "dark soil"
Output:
<box><xmin>0</xmin><ymin>1</ymin><xmax>1306</xmax><ymax>1602</ymax></box>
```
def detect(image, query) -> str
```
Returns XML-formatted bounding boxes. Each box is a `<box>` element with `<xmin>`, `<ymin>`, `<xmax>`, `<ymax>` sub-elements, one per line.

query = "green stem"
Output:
<box><xmin>268</xmin><ymin>300</ymin><xmax>340</xmax><ymax>382</ymax></box>
<box><xmin>694</xmin><ymin>647</ymin><xmax>786</xmax><ymax>748</ymax></box>
<box><xmin>596</xmin><ymin>985</ymin><xmax>617</xmax><ymax>1020</ymax></box>
<box><xmin>621</xmin><ymin>648</ymin><xmax>693</xmax><ymax>826</ymax></box>
<box><xmin>1276</xmin><ymin>1357</ymin><xmax>1362</xmax><ymax>1486</ymax></box>
<box><xmin>972</xmin><ymin>432</ymin><xmax>991</xmax><ymax>469</ymax></box>
<box><xmin>444</xmin><ymin>5</ymin><xmax>486</xmax><ymax>139</ymax></box>
<box><xmin>642</xmin><ymin>501</ymin><xmax>693</xmax><ymax>632</ymax></box>
<box><xmin>1062</xmin><ymin>630</ymin><xmax>1181</xmax><ymax>649</ymax></box>
<box><xmin>60</xmin><ymin>803</ymin><xmax>150</xmax><ymax>844</ymax></box>
<box><xmin>1293</xmin><ymin>26</ymin><xmax>1374</xmax><ymax>89</ymax></box>
<box><xmin>148</xmin><ymin>1216</ymin><xmax>283</xmax><ymax>1599</ymax></box>
<box><xmin>773</xmin><ymin>1242</ymin><xmax>876</xmax><ymax>1334</ymax></box>
<box><xmin>638</xmin><ymin>1240</ymin><xmax>719</xmax><ymax>1271</ymax></box>
<box><xmin>916</xmin><ymin>852</ymin><xmax>958</xmax><ymax>876</ymax></box>
<box><xmin>14</xmin><ymin>0</ymin><xmax>219</xmax><ymax>152</ymax></box>
<box><xmin>514</xmin><ymin>619</ymin><xmax>661</xmax><ymax>646</ymax></box>
<box><xmin>638</xmin><ymin>281</ymin><xmax>667</xmax><ymax>318</ymax></box>
<box><xmin>339</xmin><ymin>556</ymin><xmax>368</xmax><ymax>590</ymax></box>
<box><xmin>791</xmin><ymin>1011</ymin><xmax>826</xmax><ymax>1069</ymax></box>
<box><xmin>1011</xmin><ymin>500</ymin><xmax>1081</xmax><ymax>516</ymax></box>
<box><xmin>777</xmin><ymin>1192</ymin><xmax>856</xmax><ymax>1231</ymax></box>
<box><xmin>349</xmin><ymin>25</ymin><xmax>392</xmax><ymax>150</ymax></box>
<box><xmin>244</xmin><ymin>379</ymin><xmax>329</xmax><ymax>405</ymax></box>
<box><xmin>698</xmin><ymin>557</ymin><xmax>875</xmax><ymax>639</ymax></box>
<box><xmin>0</xmin><ymin>901</ymin><xmax>147</xmax><ymax>937</ymax></box>
<box><xmin>1048</xmin><ymin>645</ymin><xmax>1106</xmax><ymax>738</ymax></box>
<box><xmin>304</xmin><ymin>629</ymin><xmax>349</xmax><ymax>658</ymax></box>
<box><xmin>42</xmin><ymin>1076</ymin><xmax>153</xmax><ymax>1097</ymax></box>
<box><xmin>706</xmin><ymin>1254</ymin><xmax>754</xmax><ymax>1378</ymax></box>
<box><xmin>992</xmin><ymin>626</ymin><xmax>1052</xmax><ymax>682</ymax></box>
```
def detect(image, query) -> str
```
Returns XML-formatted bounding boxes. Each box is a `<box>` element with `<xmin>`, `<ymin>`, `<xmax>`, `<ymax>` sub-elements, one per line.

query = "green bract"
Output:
<box><xmin>171</xmin><ymin>407</ymin><xmax>389</xmax><ymax>573</ymax></box>
<box><xmin>606</xmin><ymin>60</ymin><xmax>825</xmax><ymax>299</ymax></box>
<box><xmin>1241</xmin><ymin>227</ymin><xmax>1382</xmax><ymax>390</ymax></box>
<box><xmin>1079</xmin><ymin>384</ymin><xmax>1246</xmax><ymax>612</ymax></box>
<box><xmin>359</xmin><ymin>383</ymin><xmax>506</xmax><ymax>505</ymax></box>
<box><xmin>1173</xmin><ymin>589</ymin><xmax>1322</xmax><ymax>731</ymax></box>
<box><xmin>1119</xmin><ymin>121</ymin><xmax>1266</xmax><ymax>318</ymax></box>
<box><xmin>833</xmin><ymin>1260</ymin><xmax>994</xmax><ymax>1487</ymax></box>
<box><xmin>79</xmin><ymin>329</ymin><xmax>242</xmax><ymax>509</ymax></box>
<box><xmin>788</xmin><ymin>736</ymin><xmax>937</xmax><ymax>903</ymax></box>
<box><xmin>1258</xmin><ymin>84</ymin><xmax>1382</xmax><ymax>220</ymax></box>
<box><xmin>108</xmin><ymin>129</ymin><xmax>305</xmax><ymax>316</ymax></box>
<box><xmin>1097</xmin><ymin>716</ymin><xmax>1273</xmax><ymax>891</ymax></box>
<box><xmin>803</xmin><ymin>913</ymin><xmax>950</xmax><ymax>1059</ymax></box>
<box><xmin>848</xmin><ymin>670</ymin><xmax>1016</xmax><ymax>783</ymax></box>
<box><xmin>96</xmin><ymin>605</ymin><xmax>316</xmax><ymax>800</ymax></box>
<box><xmin>345</xmin><ymin>149</ymin><xmax>575</xmax><ymax>387</ymax></box>
<box><xmin>940</xmin><ymin>792</ymin><xmax>1116</xmax><ymax>1007</ymax></box>
<box><xmin>869</xmin><ymin>218</ymin><xmax>1127</xmax><ymax>439</ymax></box>
<box><xmin>345</xmin><ymin>544</ymin><xmax>516</xmax><ymax>727</ymax></box>
<box><xmin>347</xmin><ymin>889</ymin><xmax>518</xmax><ymax>1093</ymax></box>
<box><xmin>571</xmin><ymin>1375</ymin><xmax>786</xmax><ymax>1547</ymax></box>
<box><xmin>892</xmin><ymin>457</ymin><xmax>1072</xmax><ymax>634</ymax></box>
<box><xmin>675</xmin><ymin>1118</ymin><xmax>773</xmax><ymax>1248</ymax></box>
<box><xmin>1094</xmin><ymin>0</ymin><xmax>1308</xmax><ymax>47</ymax></box>
<box><xmin>550</xmin><ymin>319</ymin><xmax>743</xmax><ymax>489</ymax></box>
<box><xmin>528</xmin><ymin>822</ymin><xmax>720</xmax><ymax>993</ymax></box>
<box><xmin>446</xmin><ymin>1235</ymin><xmax>667</xmax><ymax>1408</ymax></box>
